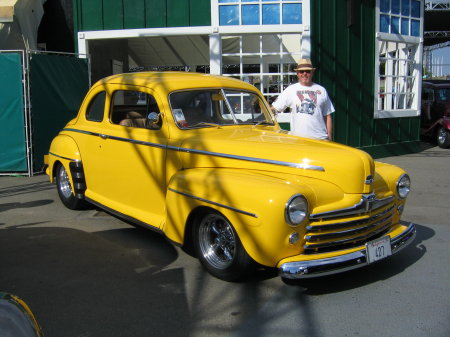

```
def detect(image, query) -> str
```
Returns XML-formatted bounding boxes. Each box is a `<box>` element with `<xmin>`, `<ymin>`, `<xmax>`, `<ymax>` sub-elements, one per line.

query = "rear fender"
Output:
<box><xmin>46</xmin><ymin>134</ymin><xmax>82</xmax><ymax>189</ymax></box>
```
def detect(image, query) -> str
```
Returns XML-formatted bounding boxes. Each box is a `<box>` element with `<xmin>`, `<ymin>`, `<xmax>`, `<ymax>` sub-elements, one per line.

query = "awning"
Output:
<box><xmin>0</xmin><ymin>0</ymin><xmax>46</xmax><ymax>50</ymax></box>
<box><xmin>0</xmin><ymin>0</ymin><xmax>16</xmax><ymax>22</ymax></box>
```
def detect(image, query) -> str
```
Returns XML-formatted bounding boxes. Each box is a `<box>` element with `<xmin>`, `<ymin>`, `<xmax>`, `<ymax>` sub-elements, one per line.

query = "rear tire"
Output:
<box><xmin>193</xmin><ymin>210</ymin><xmax>255</xmax><ymax>281</ymax></box>
<box><xmin>55</xmin><ymin>163</ymin><xmax>85</xmax><ymax>210</ymax></box>
<box><xmin>436</xmin><ymin>126</ymin><xmax>450</xmax><ymax>148</ymax></box>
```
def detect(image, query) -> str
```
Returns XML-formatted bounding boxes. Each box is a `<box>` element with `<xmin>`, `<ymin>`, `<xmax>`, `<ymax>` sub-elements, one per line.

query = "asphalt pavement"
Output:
<box><xmin>0</xmin><ymin>142</ymin><xmax>449</xmax><ymax>337</ymax></box>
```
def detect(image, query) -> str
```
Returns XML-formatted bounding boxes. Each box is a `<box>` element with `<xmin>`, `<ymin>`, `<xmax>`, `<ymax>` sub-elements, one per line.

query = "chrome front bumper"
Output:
<box><xmin>279</xmin><ymin>222</ymin><xmax>416</xmax><ymax>279</ymax></box>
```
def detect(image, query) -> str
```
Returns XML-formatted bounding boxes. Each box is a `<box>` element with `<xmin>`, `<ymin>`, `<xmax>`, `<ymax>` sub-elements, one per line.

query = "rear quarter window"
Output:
<box><xmin>86</xmin><ymin>91</ymin><xmax>106</xmax><ymax>122</ymax></box>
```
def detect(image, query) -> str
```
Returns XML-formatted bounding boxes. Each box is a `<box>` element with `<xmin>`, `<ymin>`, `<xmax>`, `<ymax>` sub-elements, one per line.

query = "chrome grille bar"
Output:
<box><xmin>305</xmin><ymin>213</ymin><xmax>393</xmax><ymax>241</ymax></box>
<box><xmin>304</xmin><ymin>220</ymin><xmax>393</xmax><ymax>253</ymax></box>
<box><xmin>306</xmin><ymin>205</ymin><xmax>394</xmax><ymax>232</ymax></box>
<box><xmin>310</xmin><ymin>195</ymin><xmax>395</xmax><ymax>220</ymax></box>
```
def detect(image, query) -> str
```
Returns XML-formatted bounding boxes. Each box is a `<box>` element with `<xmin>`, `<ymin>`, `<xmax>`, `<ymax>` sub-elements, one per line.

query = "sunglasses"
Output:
<box><xmin>297</xmin><ymin>70</ymin><xmax>312</xmax><ymax>74</ymax></box>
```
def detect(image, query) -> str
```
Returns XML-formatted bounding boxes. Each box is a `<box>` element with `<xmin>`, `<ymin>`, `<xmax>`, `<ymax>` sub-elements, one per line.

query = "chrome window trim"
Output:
<box><xmin>62</xmin><ymin>128</ymin><xmax>325</xmax><ymax>172</ymax></box>
<box><xmin>168</xmin><ymin>188</ymin><xmax>257</xmax><ymax>218</ymax></box>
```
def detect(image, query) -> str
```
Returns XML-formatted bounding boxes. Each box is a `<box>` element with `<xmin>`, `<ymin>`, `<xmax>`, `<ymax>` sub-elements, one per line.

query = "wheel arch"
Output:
<box><xmin>164</xmin><ymin>168</ymin><xmax>308</xmax><ymax>267</ymax></box>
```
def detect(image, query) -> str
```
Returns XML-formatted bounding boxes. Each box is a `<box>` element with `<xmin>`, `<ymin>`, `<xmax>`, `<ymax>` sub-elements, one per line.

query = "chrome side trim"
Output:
<box><xmin>174</xmin><ymin>147</ymin><xmax>325</xmax><ymax>171</ymax></box>
<box><xmin>168</xmin><ymin>188</ymin><xmax>258</xmax><ymax>218</ymax></box>
<box><xmin>279</xmin><ymin>222</ymin><xmax>416</xmax><ymax>279</ymax></box>
<box><xmin>310</xmin><ymin>194</ymin><xmax>395</xmax><ymax>220</ymax></box>
<box><xmin>62</xmin><ymin>128</ymin><xmax>325</xmax><ymax>172</ymax></box>
<box><xmin>84</xmin><ymin>196</ymin><xmax>164</xmax><ymax>235</ymax></box>
<box><xmin>48</xmin><ymin>151</ymin><xmax>80</xmax><ymax>162</ymax></box>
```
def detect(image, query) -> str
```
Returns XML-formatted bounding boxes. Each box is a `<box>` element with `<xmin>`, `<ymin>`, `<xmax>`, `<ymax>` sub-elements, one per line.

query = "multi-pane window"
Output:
<box><xmin>218</xmin><ymin>0</ymin><xmax>303</xmax><ymax>26</ymax></box>
<box><xmin>375</xmin><ymin>0</ymin><xmax>422</xmax><ymax>118</ymax></box>
<box><xmin>220</xmin><ymin>34</ymin><xmax>301</xmax><ymax>111</ymax></box>
<box><xmin>379</xmin><ymin>0</ymin><xmax>421</xmax><ymax>37</ymax></box>
<box><xmin>377</xmin><ymin>41</ymin><xmax>418</xmax><ymax>113</ymax></box>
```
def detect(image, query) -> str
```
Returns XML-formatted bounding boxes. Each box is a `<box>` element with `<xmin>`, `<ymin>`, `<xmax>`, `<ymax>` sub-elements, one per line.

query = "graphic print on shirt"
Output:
<box><xmin>296</xmin><ymin>90</ymin><xmax>321</xmax><ymax>115</ymax></box>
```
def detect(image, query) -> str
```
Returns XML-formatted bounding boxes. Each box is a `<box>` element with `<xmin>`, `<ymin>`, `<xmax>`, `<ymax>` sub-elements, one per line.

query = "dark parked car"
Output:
<box><xmin>421</xmin><ymin>80</ymin><xmax>450</xmax><ymax>148</ymax></box>
<box><xmin>0</xmin><ymin>292</ymin><xmax>43</xmax><ymax>336</ymax></box>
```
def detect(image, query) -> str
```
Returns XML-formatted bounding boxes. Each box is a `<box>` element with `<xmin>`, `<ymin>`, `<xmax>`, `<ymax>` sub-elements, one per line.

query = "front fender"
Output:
<box><xmin>164</xmin><ymin>168</ymin><xmax>324</xmax><ymax>267</ymax></box>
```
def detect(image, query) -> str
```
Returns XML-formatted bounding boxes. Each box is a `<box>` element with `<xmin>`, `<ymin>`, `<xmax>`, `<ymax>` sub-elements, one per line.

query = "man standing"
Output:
<box><xmin>271</xmin><ymin>59</ymin><xmax>334</xmax><ymax>140</ymax></box>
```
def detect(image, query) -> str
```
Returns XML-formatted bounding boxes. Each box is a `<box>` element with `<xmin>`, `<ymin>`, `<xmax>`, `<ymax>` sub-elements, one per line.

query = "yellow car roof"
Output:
<box><xmin>94</xmin><ymin>71</ymin><xmax>258</xmax><ymax>93</ymax></box>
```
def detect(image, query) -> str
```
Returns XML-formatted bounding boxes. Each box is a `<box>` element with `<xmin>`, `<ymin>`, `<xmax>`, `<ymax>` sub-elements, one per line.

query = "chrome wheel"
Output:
<box><xmin>437</xmin><ymin>126</ymin><xmax>450</xmax><ymax>148</ymax></box>
<box><xmin>57</xmin><ymin>164</ymin><xmax>73</xmax><ymax>199</ymax></box>
<box><xmin>198</xmin><ymin>213</ymin><xmax>236</xmax><ymax>270</ymax></box>
<box><xmin>55</xmin><ymin>163</ymin><xmax>86</xmax><ymax>210</ymax></box>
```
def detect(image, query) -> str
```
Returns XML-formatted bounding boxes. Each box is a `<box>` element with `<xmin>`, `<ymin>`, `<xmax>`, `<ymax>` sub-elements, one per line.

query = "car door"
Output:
<box><xmin>421</xmin><ymin>86</ymin><xmax>434</xmax><ymax>128</ymax></box>
<box><xmin>86</xmin><ymin>85</ymin><xmax>169</xmax><ymax>229</ymax></box>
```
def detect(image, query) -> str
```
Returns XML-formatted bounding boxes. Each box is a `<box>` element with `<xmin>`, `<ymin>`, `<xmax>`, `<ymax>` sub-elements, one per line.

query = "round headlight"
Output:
<box><xmin>397</xmin><ymin>174</ymin><xmax>411</xmax><ymax>199</ymax></box>
<box><xmin>285</xmin><ymin>194</ymin><xmax>309</xmax><ymax>226</ymax></box>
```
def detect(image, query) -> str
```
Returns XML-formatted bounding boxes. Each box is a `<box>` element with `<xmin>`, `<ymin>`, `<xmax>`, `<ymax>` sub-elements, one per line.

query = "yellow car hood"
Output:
<box><xmin>179</xmin><ymin>128</ymin><xmax>374</xmax><ymax>194</ymax></box>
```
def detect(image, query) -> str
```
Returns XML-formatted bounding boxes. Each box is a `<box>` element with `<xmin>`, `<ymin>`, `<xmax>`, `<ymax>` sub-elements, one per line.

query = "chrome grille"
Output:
<box><xmin>304</xmin><ymin>195</ymin><xmax>396</xmax><ymax>254</ymax></box>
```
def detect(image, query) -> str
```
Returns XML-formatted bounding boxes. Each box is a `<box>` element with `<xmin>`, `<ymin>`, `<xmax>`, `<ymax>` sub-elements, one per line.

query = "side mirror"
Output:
<box><xmin>147</xmin><ymin>112</ymin><xmax>160</xmax><ymax>125</ymax></box>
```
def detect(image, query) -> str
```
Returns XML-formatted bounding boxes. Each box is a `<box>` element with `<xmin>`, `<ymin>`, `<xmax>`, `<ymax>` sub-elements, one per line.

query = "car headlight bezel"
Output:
<box><xmin>285</xmin><ymin>194</ymin><xmax>309</xmax><ymax>227</ymax></box>
<box><xmin>396</xmin><ymin>174</ymin><xmax>411</xmax><ymax>199</ymax></box>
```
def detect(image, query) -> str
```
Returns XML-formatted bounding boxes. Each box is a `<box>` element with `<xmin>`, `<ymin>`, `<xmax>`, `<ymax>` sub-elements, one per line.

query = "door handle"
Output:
<box><xmin>99</xmin><ymin>134</ymin><xmax>108</xmax><ymax>139</ymax></box>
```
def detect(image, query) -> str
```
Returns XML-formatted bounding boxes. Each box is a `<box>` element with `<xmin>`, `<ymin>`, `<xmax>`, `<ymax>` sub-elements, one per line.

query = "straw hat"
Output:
<box><xmin>294</xmin><ymin>59</ymin><xmax>316</xmax><ymax>71</ymax></box>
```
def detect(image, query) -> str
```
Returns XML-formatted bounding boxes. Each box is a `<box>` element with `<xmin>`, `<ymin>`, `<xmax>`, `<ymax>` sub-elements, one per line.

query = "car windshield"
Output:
<box><xmin>436</xmin><ymin>88</ymin><xmax>450</xmax><ymax>102</ymax></box>
<box><xmin>169</xmin><ymin>89</ymin><xmax>275</xmax><ymax>129</ymax></box>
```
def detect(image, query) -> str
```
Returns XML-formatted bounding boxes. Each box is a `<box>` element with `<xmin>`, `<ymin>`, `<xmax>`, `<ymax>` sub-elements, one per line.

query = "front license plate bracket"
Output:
<box><xmin>366</xmin><ymin>236</ymin><xmax>392</xmax><ymax>264</ymax></box>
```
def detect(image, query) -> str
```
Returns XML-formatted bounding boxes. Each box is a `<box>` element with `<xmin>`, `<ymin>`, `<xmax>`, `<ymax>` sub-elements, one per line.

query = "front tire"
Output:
<box><xmin>436</xmin><ymin>126</ymin><xmax>450</xmax><ymax>148</ymax></box>
<box><xmin>55</xmin><ymin>163</ymin><xmax>85</xmax><ymax>210</ymax></box>
<box><xmin>193</xmin><ymin>211</ymin><xmax>255</xmax><ymax>281</ymax></box>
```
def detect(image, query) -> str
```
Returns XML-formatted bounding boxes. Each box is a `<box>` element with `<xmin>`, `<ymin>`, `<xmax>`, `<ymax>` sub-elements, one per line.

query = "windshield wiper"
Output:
<box><xmin>191</xmin><ymin>122</ymin><xmax>222</xmax><ymax>128</ymax></box>
<box><xmin>252</xmin><ymin>120</ymin><xmax>274</xmax><ymax>127</ymax></box>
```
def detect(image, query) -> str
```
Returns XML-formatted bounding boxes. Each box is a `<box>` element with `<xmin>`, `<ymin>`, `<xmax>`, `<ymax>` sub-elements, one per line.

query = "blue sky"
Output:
<box><xmin>431</xmin><ymin>46</ymin><xmax>450</xmax><ymax>77</ymax></box>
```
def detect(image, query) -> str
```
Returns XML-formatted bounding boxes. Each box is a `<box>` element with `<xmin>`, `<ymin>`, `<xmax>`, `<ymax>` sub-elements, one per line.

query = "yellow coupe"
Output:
<box><xmin>45</xmin><ymin>72</ymin><xmax>415</xmax><ymax>281</ymax></box>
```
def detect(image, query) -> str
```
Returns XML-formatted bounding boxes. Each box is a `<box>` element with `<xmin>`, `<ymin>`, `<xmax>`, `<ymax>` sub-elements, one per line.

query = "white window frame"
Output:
<box><xmin>216</xmin><ymin>0</ymin><xmax>304</xmax><ymax>26</ymax></box>
<box><xmin>211</xmin><ymin>0</ymin><xmax>310</xmax><ymax>124</ymax></box>
<box><xmin>374</xmin><ymin>0</ymin><xmax>424</xmax><ymax>119</ymax></box>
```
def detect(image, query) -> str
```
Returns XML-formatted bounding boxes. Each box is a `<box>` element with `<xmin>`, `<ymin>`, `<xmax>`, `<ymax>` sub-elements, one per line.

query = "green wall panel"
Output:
<box><xmin>30</xmin><ymin>54</ymin><xmax>90</xmax><ymax>170</ymax></box>
<box><xmin>74</xmin><ymin>0</ymin><xmax>211</xmax><ymax>31</ymax></box>
<box><xmin>311</xmin><ymin>0</ymin><xmax>420</xmax><ymax>156</ymax></box>
<box><xmin>124</xmin><ymin>0</ymin><xmax>146</xmax><ymax>29</ymax></box>
<box><xmin>190</xmin><ymin>0</ymin><xmax>211</xmax><ymax>26</ymax></box>
<box><xmin>0</xmin><ymin>53</ymin><xmax>27</xmax><ymax>172</ymax></box>
<box><xmin>145</xmin><ymin>0</ymin><xmax>167</xmax><ymax>27</ymax></box>
<box><xmin>79</xmin><ymin>0</ymin><xmax>103</xmax><ymax>30</ymax></box>
<box><xmin>103</xmin><ymin>1</ymin><xmax>124</xmax><ymax>30</ymax></box>
<box><xmin>167</xmin><ymin>0</ymin><xmax>189</xmax><ymax>27</ymax></box>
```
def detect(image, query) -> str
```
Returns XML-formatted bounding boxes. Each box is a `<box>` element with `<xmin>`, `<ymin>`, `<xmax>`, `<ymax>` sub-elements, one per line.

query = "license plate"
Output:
<box><xmin>366</xmin><ymin>236</ymin><xmax>392</xmax><ymax>264</ymax></box>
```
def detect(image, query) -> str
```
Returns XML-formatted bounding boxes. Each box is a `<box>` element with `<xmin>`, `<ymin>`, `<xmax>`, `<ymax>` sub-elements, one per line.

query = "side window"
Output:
<box><xmin>422</xmin><ymin>88</ymin><xmax>434</xmax><ymax>102</ymax></box>
<box><xmin>86</xmin><ymin>91</ymin><xmax>106</xmax><ymax>122</ymax></box>
<box><xmin>110</xmin><ymin>90</ymin><xmax>161</xmax><ymax>130</ymax></box>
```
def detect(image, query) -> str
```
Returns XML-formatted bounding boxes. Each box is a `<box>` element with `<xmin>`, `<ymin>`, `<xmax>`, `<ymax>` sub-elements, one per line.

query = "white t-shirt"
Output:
<box><xmin>272</xmin><ymin>82</ymin><xmax>335</xmax><ymax>140</ymax></box>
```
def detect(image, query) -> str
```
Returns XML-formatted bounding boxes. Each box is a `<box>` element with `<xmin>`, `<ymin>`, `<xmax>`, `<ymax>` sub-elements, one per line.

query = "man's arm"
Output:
<box><xmin>324</xmin><ymin>114</ymin><xmax>332</xmax><ymax>140</ymax></box>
